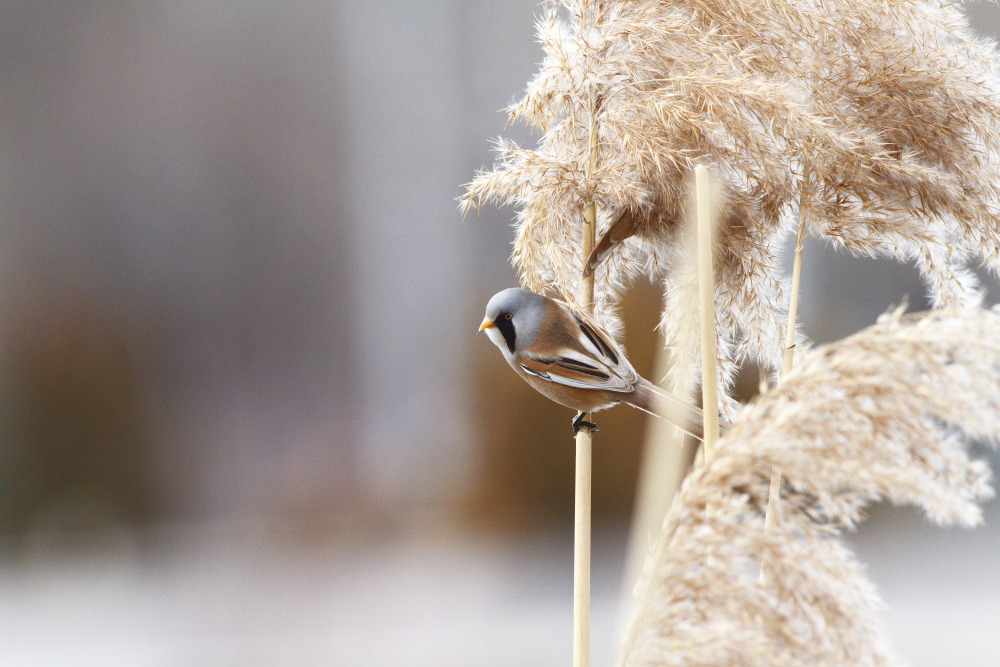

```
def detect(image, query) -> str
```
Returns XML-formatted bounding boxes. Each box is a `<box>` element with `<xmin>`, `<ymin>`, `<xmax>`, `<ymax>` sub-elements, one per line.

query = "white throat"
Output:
<box><xmin>484</xmin><ymin>326</ymin><xmax>512</xmax><ymax>358</ymax></box>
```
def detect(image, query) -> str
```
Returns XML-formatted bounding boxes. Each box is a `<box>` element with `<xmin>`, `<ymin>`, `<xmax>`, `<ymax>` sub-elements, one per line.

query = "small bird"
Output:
<box><xmin>479</xmin><ymin>287</ymin><xmax>719</xmax><ymax>440</ymax></box>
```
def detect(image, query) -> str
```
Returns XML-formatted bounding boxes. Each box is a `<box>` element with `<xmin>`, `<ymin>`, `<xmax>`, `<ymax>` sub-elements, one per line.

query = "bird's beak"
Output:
<box><xmin>479</xmin><ymin>317</ymin><xmax>495</xmax><ymax>331</ymax></box>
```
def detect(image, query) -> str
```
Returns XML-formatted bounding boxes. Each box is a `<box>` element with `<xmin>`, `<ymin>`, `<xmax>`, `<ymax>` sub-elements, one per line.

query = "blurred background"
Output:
<box><xmin>0</xmin><ymin>2</ymin><xmax>997</xmax><ymax>665</ymax></box>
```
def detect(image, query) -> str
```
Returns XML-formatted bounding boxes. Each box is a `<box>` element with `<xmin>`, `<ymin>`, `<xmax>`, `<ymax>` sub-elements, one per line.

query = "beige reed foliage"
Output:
<box><xmin>461</xmin><ymin>0</ymin><xmax>1000</xmax><ymax>413</ymax></box>
<box><xmin>618</xmin><ymin>306</ymin><xmax>1000</xmax><ymax>666</ymax></box>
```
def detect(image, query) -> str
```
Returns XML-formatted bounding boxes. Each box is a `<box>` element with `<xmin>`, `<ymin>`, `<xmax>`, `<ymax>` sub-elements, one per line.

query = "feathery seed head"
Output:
<box><xmin>620</xmin><ymin>307</ymin><xmax>1000</xmax><ymax>665</ymax></box>
<box><xmin>462</xmin><ymin>0</ymin><xmax>1000</xmax><ymax>408</ymax></box>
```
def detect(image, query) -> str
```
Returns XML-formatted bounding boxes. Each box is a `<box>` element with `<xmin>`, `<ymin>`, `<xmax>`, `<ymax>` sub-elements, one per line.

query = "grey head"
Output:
<box><xmin>480</xmin><ymin>288</ymin><xmax>547</xmax><ymax>356</ymax></box>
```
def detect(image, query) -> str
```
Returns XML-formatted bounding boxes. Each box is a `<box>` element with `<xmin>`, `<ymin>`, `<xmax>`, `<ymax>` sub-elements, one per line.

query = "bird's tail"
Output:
<box><xmin>627</xmin><ymin>379</ymin><xmax>732</xmax><ymax>442</ymax></box>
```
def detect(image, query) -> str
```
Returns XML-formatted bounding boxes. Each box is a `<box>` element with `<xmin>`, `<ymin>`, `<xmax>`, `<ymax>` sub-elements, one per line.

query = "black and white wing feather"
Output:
<box><xmin>518</xmin><ymin>314</ymin><xmax>640</xmax><ymax>393</ymax></box>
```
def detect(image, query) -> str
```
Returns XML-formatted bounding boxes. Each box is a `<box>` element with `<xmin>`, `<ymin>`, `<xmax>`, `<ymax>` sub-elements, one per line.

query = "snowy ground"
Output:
<box><xmin>0</xmin><ymin>508</ymin><xmax>997</xmax><ymax>666</ymax></box>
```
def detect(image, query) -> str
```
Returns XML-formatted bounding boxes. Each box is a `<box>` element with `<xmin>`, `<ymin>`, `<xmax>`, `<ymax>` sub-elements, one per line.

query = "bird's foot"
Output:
<box><xmin>571</xmin><ymin>412</ymin><xmax>598</xmax><ymax>434</ymax></box>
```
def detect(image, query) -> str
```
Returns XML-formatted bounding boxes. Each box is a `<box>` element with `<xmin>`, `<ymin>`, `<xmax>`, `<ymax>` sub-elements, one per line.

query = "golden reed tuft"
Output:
<box><xmin>462</xmin><ymin>1</ymin><xmax>1000</xmax><ymax>662</ymax></box>
<box><xmin>619</xmin><ymin>307</ymin><xmax>1000</xmax><ymax>666</ymax></box>
<box><xmin>462</xmin><ymin>0</ymin><xmax>1000</xmax><ymax>413</ymax></box>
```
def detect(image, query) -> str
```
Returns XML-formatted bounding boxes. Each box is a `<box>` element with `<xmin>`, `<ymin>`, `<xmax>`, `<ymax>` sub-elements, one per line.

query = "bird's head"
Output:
<box><xmin>479</xmin><ymin>288</ymin><xmax>546</xmax><ymax>355</ymax></box>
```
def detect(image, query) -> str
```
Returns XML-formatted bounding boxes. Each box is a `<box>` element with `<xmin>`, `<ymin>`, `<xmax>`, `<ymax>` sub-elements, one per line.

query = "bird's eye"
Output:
<box><xmin>504</xmin><ymin>313</ymin><xmax>513</xmax><ymax>320</ymax></box>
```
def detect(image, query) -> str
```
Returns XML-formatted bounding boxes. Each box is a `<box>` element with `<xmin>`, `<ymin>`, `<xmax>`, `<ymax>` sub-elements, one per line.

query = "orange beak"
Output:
<box><xmin>479</xmin><ymin>317</ymin><xmax>495</xmax><ymax>331</ymax></box>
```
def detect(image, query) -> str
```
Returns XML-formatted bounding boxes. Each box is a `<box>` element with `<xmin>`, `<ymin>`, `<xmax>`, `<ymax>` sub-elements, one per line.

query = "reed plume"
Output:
<box><xmin>618</xmin><ymin>306</ymin><xmax>1000</xmax><ymax>665</ymax></box>
<box><xmin>462</xmin><ymin>3</ymin><xmax>1000</xmax><ymax>661</ymax></box>
<box><xmin>461</xmin><ymin>0</ymin><xmax>1000</xmax><ymax>412</ymax></box>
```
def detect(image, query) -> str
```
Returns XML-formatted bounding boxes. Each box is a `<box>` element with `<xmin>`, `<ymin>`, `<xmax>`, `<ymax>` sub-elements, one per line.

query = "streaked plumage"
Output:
<box><xmin>480</xmin><ymin>288</ymin><xmax>717</xmax><ymax>439</ymax></box>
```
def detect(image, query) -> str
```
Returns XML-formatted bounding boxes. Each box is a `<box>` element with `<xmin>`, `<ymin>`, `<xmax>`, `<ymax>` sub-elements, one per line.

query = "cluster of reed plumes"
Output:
<box><xmin>462</xmin><ymin>0</ymin><xmax>1000</xmax><ymax>663</ymax></box>
<box><xmin>462</xmin><ymin>0</ymin><xmax>1000</xmax><ymax>415</ymax></box>
<box><xmin>619</xmin><ymin>306</ymin><xmax>1000</xmax><ymax>665</ymax></box>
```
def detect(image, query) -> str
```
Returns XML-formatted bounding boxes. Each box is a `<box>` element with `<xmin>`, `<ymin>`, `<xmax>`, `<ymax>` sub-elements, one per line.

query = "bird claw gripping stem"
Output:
<box><xmin>572</xmin><ymin>412</ymin><xmax>598</xmax><ymax>434</ymax></box>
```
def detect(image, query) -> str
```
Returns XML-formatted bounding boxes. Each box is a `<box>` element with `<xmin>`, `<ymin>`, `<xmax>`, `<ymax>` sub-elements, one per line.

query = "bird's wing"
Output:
<box><xmin>569</xmin><ymin>314</ymin><xmax>642</xmax><ymax>383</ymax></box>
<box><xmin>518</xmin><ymin>353</ymin><xmax>634</xmax><ymax>392</ymax></box>
<box><xmin>517</xmin><ymin>311</ymin><xmax>640</xmax><ymax>393</ymax></box>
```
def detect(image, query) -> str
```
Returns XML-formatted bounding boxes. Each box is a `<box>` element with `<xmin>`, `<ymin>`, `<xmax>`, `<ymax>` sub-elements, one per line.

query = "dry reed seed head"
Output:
<box><xmin>461</xmin><ymin>0</ymin><xmax>1000</xmax><ymax>407</ymax></box>
<box><xmin>803</xmin><ymin>0</ymin><xmax>1000</xmax><ymax>271</ymax></box>
<box><xmin>623</xmin><ymin>499</ymin><xmax>895</xmax><ymax>666</ymax></box>
<box><xmin>619</xmin><ymin>307</ymin><xmax>1000</xmax><ymax>666</ymax></box>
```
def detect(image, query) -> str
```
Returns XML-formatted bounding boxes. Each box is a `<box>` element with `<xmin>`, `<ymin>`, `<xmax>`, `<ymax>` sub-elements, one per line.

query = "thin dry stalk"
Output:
<box><xmin>695</xmin><ymin>165</ymin><xmax>720</xmax><ymax>456</ymax></box>
<box><xmin>573</xmin><ymin>83</ymin><xmax>601</xmax><ymax>667</ymax></box>
<box><xmin>764</xmin><ymin>172</ymin><xmax>810</xmax><ymax>535</ymax></box>
<box><xmin>619</xmin><ymin>306</ymin><xmax>1000</xmax><ymax>665</ymax></box>
<box><xmin>573</xmin><ymin>428</ymin><xmax>592</xmax><ymax>667</ymax></box>
<box><xmin>619</xmin><ymin>355</ymin><xmax>696</xmax><ymax>635</ymax></box>
<box><xmin>783</xmin><ymin>180</ymin><xmax>809</xmax><ymax>376</ymax></box>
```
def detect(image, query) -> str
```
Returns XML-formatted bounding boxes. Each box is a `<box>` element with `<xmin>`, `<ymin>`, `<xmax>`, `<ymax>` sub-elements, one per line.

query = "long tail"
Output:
<box><xmin>627</xmin><ymin>379</ymin><xmax>732</xmax><ymax>442</ymax></box>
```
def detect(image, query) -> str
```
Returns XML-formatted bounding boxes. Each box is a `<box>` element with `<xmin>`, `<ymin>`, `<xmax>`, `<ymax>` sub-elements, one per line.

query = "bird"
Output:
<box><xmin>479</xmin><ymin>287</ymin><xmax>723</xmax><ymax>440</ymax></box>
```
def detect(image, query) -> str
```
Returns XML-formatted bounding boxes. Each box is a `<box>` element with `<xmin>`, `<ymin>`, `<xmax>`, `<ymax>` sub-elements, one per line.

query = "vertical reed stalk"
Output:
<box><xmin>618</xmin><ymin>334</ymin><xmax>695</xmax><ymax>635</ymax></box>
<box><xmin>573</xmin><ymin>86</ymin><xmax>600</xmax><ymax>667</ymax></box>
<box><xmin>695</xmin><ymin>165</ymin><xmax>719</xmax><ymax>458</ymax></box>
<box><xmin>783</xmin><ymin>176</ymin><xmax>809</xmax><ymax>375</ymax></box>
<box><xmin>573</xmin><ymin>414</ymin><xmax>592</xmax><ymax>667</ymax></box>
<box><xmin>618</xmin><ymin>175</ymin><xmax>722</xmax><ymax>659</ymax></box>
<box><xmin>763</xmin><ymin>171</ymin><xmax>809</xmax><ymax>534</ymax></box>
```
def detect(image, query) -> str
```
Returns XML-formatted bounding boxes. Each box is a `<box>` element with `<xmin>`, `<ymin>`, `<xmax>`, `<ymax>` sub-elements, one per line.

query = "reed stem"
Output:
<box><xmin>695</xmin><ymin>165</ymin><xmax>719</xmax><ymax>458</ymax></box>
<box><xmin>573</xmin><ymin>423</ymin><xmax>592</xmax><ymax>667</ymax></box>
<box><xmin>763</xmin><ymin>169</ymin><xmax>808</xmax><ymax>534</ymax></box>
<box><xmin>618</xmin><ymin>333</ymin><xmax>695</xmax><ymax>635</ymax></box>
<box><xmin>573</xmin><ymin>85</ymin><xmax>600</xmax><ymax>667</ymax></box>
